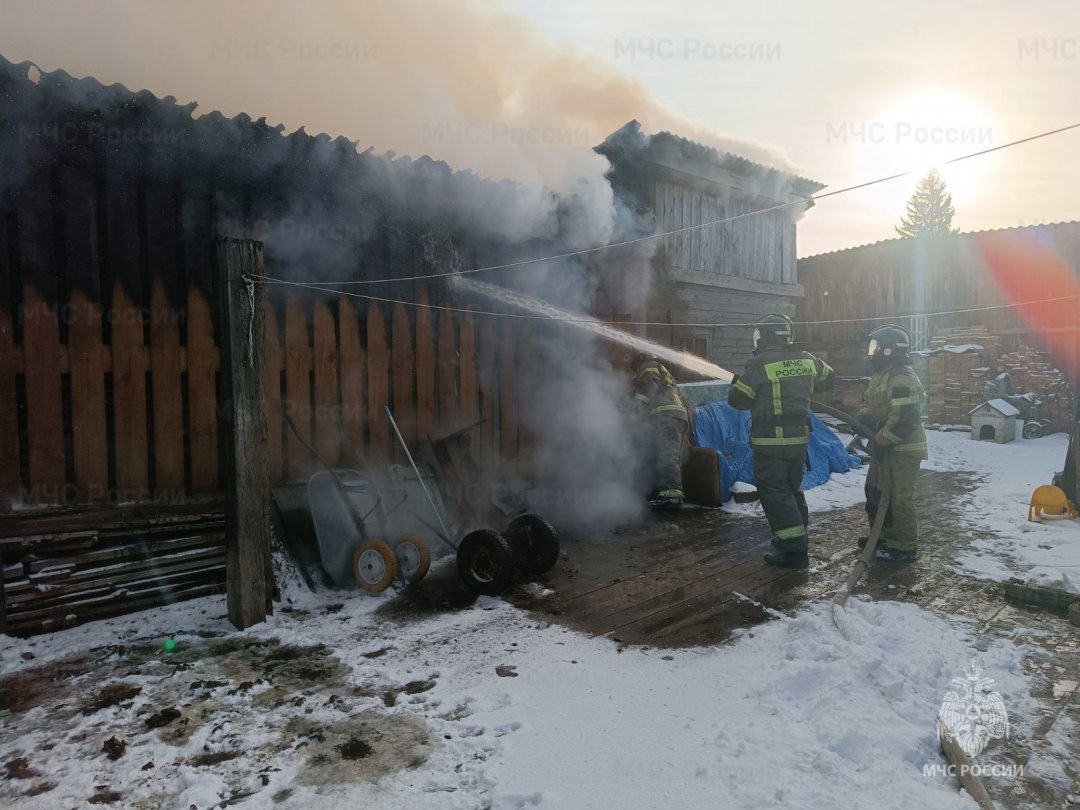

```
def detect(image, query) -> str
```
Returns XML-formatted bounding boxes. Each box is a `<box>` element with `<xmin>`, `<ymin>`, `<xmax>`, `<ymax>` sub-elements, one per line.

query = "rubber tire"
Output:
<box><xmin>456</xmin><ymin>529</ymin><xmax>519</xmax><ymax>596</ymax></box>
<box><xmin>1022</xmin><ymin>423</ymin><xmax>1044</xmax><ymax>440</ymax></box>
<box><xmin>506</xmin><ymin>514</ymin><xmax>561</xmax><ymax>575</ymax></box>
<box><xmin>393</xmin><ymin>533</ymin><xmax>432</xmax><ymax>584</ymax></box>
<box><xmin>352</xmin><ymin>539</ymin><xmax>398</xmax><ymax>593</ymax></box>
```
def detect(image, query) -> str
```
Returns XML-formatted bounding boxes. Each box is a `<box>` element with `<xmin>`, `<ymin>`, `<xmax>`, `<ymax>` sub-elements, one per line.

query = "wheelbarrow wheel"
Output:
<box><xmin>352</xmin><ymin>539</ymin><xmax>398</xmax><ymax>593</ymax></box>
<box><xmin>506</xmin><ymin>514</ymin><xmax>561</xmax><ymax>575</ymax></box>
<box><xmin>456</xmin><ymin>529</ymin><xmax>518</xmax><ymax>596</ymax></box>
<box><xmin>393</xmin><ymin>533</ymin><xmax>432</xmax><ymax>584</ymax></box>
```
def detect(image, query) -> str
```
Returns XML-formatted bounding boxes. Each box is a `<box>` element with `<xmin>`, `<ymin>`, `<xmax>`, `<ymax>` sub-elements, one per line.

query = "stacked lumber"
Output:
<box><xmin>1</xmin><ymin>501</ymin><xmax>225</xmax><ymax>637</ymax></box>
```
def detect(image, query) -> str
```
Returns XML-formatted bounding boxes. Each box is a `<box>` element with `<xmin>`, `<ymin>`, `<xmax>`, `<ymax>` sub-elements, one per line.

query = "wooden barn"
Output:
<box><xmin>597</xmin><ymin>120</ymin><xmax>824</xmax><ymax>369</ymax></box>
<box><xmin>0</xmin><ymin>55</ymin><xmax>592</xmax><ymax>635</ymax></box>
<box><xmin>795</xmin><ymin>222</ymin><xmax>1080</xmax><ymax>378</ymax></box>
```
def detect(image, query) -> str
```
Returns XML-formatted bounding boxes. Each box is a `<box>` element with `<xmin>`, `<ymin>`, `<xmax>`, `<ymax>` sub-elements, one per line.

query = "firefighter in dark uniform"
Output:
<box><xmin>856</xmin><ymin>324</ymin><xmax>927</xmax><ymax>562</ymax></box>
<box><xmin>633</xmin><ymin>355</ymin><xmax>689</xmax><ymax>508</ymax></box>
<box><xmin>728</xmin><ymin>314</ymin><xmax>834</xmax><ymax>569</ymax></box>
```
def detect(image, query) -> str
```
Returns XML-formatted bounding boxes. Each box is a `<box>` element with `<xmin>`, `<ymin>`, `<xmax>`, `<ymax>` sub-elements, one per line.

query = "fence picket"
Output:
<box><xmin>366</xmin><ymin>301</ymin><xmax>390</xmax><ymax>462</ymax></box>
<box><xmin>67</xmin><ymin>290</ymin><xmax>108</xmax><ymax>501</ymax></box>
<box><xmin>187</xmin><ymin>287</ymin><xmax>218</xmax><ymax>493</ymax></box>
<box><xmin>284</xmin><ymin>294</ymin><xmax>312</xmax><ymax>479</ymax></box>
<box><xmin>338</xmin><ymin>296</ymin><xmax>365</xmax><ymax>457</ymax></box>
<box><xmin>313</xmin><ymin>297</ymin><xmax>340</xmax><ymax>464</ymax></box>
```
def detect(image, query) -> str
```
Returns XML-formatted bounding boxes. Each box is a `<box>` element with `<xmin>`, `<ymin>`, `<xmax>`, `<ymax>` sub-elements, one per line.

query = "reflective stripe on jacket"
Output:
<box><xmin>634</xmin><ymin>360</ymin><xmax>688</xmax><ymax>421</ymax></box>
<box><xmin>856</xmin><ymin>364</ymin><xmax>928</xmax><ymax>459</ymax></box>
<box><xmin>728</xmin><ymin>345</ymin><xmax>834</xmax><ymax>448</ymax></box>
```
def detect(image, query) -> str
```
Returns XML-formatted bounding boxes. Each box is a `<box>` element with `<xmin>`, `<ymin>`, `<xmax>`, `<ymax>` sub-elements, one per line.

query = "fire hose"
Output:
<box><xmin>806</xmin><ymin>400</ymin><xmax>893</xmax><ymax>610</ymax></box>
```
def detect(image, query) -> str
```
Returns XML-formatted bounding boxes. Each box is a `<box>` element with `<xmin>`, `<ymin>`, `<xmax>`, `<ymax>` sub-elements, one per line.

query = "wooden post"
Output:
<box><xmin>217</xmin><ymin>238</ymin><xmax>271</xmax><ymax>630</ymax></box>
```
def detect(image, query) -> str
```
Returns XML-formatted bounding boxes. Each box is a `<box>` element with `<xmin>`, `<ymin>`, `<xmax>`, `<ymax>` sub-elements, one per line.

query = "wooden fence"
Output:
<box><xmin>1</xmin><ymin>279</ymin><xmax>541</xmax><ymax>509</ymax></box>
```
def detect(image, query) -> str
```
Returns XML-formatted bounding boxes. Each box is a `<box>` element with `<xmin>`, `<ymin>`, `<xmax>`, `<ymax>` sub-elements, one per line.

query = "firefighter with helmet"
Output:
<box><xmin>632</xmin><ymin>354</ymin><xmax>690</xmax><ymax>508</ymax></box>
<box><xmin>728</xmin><ymin>314</ymin><xmax>834</xmax><ymax>569</ymax></box>
<box><xmin>856</xmin><ymin>324</ymin><xmax>927</xmax><ymax>562</ymax></box>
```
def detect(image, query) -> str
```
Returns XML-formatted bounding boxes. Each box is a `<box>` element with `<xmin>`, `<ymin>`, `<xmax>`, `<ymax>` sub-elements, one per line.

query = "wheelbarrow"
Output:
<box><xmin>386</xmin><ymin>407</ymin><xmax>561</xmax><ymax>596</ymax></box>
<box><xmin>285</xmin><ymin>416</ymin><xmax>434</xmax><ymax>594</ymax></box>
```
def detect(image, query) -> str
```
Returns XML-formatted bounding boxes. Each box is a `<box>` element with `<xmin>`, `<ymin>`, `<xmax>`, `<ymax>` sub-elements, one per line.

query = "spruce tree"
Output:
<box><xmin>895</xmin><ymin>168</ymin><xmax>956</xmax><ymax>237</ymax></box>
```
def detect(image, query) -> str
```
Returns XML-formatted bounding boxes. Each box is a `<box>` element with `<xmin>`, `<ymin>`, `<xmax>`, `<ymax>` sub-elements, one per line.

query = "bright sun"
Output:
<box><xmin>853</xmin><ymin>89</ymin><xmax>997</xmax><ymax>205</ymax></box>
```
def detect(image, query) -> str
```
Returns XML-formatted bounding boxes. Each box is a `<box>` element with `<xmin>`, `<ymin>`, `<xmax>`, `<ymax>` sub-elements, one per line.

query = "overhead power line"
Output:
<box><xmin>251</xmin><ymin>275</ymin><xmax>1080</xmax><ymax>329</ymax></box>
<box><xmin>293</xmin><ymin>120</ymin><xmax>1080</xmax><ymax>286</ymax></box>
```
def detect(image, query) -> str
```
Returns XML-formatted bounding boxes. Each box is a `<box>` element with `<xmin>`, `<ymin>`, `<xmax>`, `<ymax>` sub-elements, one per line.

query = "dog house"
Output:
<box><xmin>969</xmin><ymin>399</ymin><xmax>1020</xmax><ymax>444</ymax></box>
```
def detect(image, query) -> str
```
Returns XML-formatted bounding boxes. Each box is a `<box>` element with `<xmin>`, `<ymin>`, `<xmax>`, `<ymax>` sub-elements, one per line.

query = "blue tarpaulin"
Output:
<box><xmin>692</xmin><ymin>401</ymin><xmax>861</xmax><ymax>503</ymax></box>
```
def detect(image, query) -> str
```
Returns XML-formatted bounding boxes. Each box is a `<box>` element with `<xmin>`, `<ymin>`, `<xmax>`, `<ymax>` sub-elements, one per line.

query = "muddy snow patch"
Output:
<box><xmin>288</xmin><ymin>711</ymin><xmax>434</xmax><ymax>786</ymax></box>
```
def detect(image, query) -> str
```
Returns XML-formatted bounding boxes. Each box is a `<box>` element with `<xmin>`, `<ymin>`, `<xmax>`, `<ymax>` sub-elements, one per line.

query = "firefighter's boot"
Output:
<box><xmin>763</xmin><ymin>538</ymin><xmax>809</xmax><ymax>570</ymax></box>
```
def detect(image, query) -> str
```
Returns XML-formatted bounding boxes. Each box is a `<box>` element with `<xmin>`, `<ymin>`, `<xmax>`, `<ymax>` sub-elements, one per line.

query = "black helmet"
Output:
<box><xmin>753</xmin><ymin>313</ymin><xmax>794</xmax><ymax>348</ymax></box>
<box><xmin>867</xmin><ymin>324</ymin><xmax>911</xmax><ymax>361</ymax></box>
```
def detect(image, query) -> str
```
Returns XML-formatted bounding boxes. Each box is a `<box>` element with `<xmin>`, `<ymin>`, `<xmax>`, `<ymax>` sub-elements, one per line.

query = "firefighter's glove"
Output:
<box><xmin>868</xmin><ymin>436</ymin><xmax>892</xmax><ymax>460</ymax></box>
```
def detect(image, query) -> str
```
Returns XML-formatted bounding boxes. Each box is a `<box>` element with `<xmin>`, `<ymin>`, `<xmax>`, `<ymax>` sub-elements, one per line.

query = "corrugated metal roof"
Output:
<box><xmin>599</xmin><ymin>120</ymin><xmax>825</xmax><ymax>196</ymax></box>
<box><xmin>800</xmin><ymin>221</ymin><xmax>1080</xmax><ymax>262</ymax></box>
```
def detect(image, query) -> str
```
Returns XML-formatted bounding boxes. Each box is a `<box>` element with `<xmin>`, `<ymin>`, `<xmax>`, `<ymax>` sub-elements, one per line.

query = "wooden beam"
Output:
<box><xmin>217</xmin><ymin>239</ymin><xmax>271</xmax><ymax>630</ymax></box>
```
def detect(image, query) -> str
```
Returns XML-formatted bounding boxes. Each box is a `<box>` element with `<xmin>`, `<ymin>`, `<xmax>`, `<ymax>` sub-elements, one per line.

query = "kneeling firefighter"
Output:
<box><xmin>856</xmin><ymin>324</ymin><xmax>927</xmax><ymax>562</ymax></box>
<box><xmin>728</xmin><ymin>314</ymin><xmax>834</xmax><ymax>569</ymax></box>
<box><xmin>632</xmin><ymin>354</ymin><xmax>690</xmax><ymax>508</ymax></box>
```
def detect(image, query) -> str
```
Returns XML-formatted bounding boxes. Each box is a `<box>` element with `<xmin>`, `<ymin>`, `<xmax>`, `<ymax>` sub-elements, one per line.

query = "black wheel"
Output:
<box><xmin>1022</xmin><ymin>422</ymin><xmax>1041</xmax><ymax>440</ymax></box>
<box><xmin>393</xmin><ymin>533</ymin><xmax>432</xmax><ymax>584</ymax></box>
<box><xmin>456</xmin><ymin>529</ymin><xmax>519</xmax><ymax>595</ymax></box>
<box><xmin>506</xmin><ymin>513</ymin><xmax>561</xmax><ymax>575</ymax></box>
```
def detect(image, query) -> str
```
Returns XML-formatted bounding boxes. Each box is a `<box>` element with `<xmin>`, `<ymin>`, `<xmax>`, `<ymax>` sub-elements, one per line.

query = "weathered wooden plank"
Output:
<box><xmin>8</xmin><ymin>570</ymin><xmax>226</xmax><ymax>628</ymax></box>
<box><xmin>477</xmin><ymin>317</ymin><xmax>497</xmax><ymax>464</ymax></box>
<box><xmin>498</xmin><ymin>319</ymin><xmax>517</xmax><ymax>472</ymax></box>
<box><xmin>262</xmin><ymin>297</ymin><xmax>283</xmax><ymax>485</ymax></box>
<box><xmin>149</xmin><ymin>276</ymin><xmax>184</xmax><ymax>494</ymax></box>
<box><xmin>104</xmin><ymin>164</ymin><xmax>149</xmax><ymax>498</ymax></box>
<box><xmin>21</xmin><ymin>282</ymin><xmax>66</xmax><ymax>503</ymax></box>
<box><xmin>366</xmin><ymin>301</ymin><xmax>391</xmax><ymax>462</ymax></box>
<box><xmin>0</xmin><ymin>205</ymin><xmax>20</xmax><ymax>504</ymax></box>
<box><xmin>217</xmin><ymin>238</ymin><xmax>270</xmax><ymax>630</ymax></box>
<box><xmin>392</xmin><ymin>302</ymin><xmax>415</xmax><ymax>452</ymax></box>
<box><xmin>516</xmin><ymin>320</ymin><xmax>537</xmax><ymax>470</ymax></box>
<box><xmin>145</xmin><ymin>180</ymin><xmax>185</xmax><ymax>496</ymax></box>
<box><xmin>458</xmin><ymin>314</ymin><xmax>477</xmax><ymax>424</ymax></box>
<box><xmin>689</xmin><ymin>191</ymin><xmax>700</xmax><ymax>271</ymax></box>
<box><xmin>337</xmin><ymin>296</ymin><xmax>365</xmax><ymax>455</ymax></box>
<box><xmin>186</xmin><ymin>286</ymin><xmax>218</xmax><ymax>493</ymax></box>
<box><xmin>23</xmin><ymin>531</ymin><xmax>222</xmax><ymax>572</ymax></box>
<box><xmin>110</xmin><ymin>282</ymin><xmax>149</xmax><ymax>498</ymax></box>
<box><xmin>312</xmin><ymin>296</ymin><xmax>340</xmax><ymax>465</ymax></box>
<box><xmin>58</xmin><ymin>163</ymin><xmax>108</xmax><ymax>503</ymax></box>
<box><xmin>437</xmin><ymin>309</ymin><xmax>458</xmax><ymax>430</ymax></box>
<box><xmin>415</xmin><ymin>287</ymin><xmax>437</xmax><ymax>441</ymax></box>
<box><xmin>284</xmin><ymin>293</ymin><xmax>311</xmax><ymax>479</ymax></box>
<box><xmin>67</xmin><ymin>290</ymin><xmax>108</xmax><ymax>501</ymax></box>
<box><xmin>7</xmin><ymin>548</ymin><xmax>226</xmax><ymax>605</ymax></box>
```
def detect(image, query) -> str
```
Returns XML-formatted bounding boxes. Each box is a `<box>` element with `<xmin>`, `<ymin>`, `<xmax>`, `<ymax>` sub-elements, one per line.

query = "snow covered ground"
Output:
<box><xmin>921</xmin><ymin>430</ymin><xmax>1079</xmax><ymax>590</ymax></box>
<box><xmin>1</xmin><ymin>428</ymin><xmax>1076</xmax><ymax>809</ymax></box>
<box><xmin>723</xmin><ymin>426</ymin><xmax>1078</xmax><ymax>589</ymax></box>
<box><xmin>0</xmin><ymin>577</ymin><xmax>1056</xmax><ymax>810</ymax></box>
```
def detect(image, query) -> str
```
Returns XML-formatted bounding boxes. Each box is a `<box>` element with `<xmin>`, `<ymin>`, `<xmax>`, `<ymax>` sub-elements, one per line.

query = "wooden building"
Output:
<box><xmin>795</xmin><ymin>222</ymin><xmax>1080</xmax><ymax>379</ymax></box>
<box><xmin>597</xmin><ymin>121</ymin><xmax>824</xmax><ymax>370</ymax></box>
<box><xmin>0</xmin><ymin>55</ymin><xmax>568</xmax><ymax>634</ymax></box>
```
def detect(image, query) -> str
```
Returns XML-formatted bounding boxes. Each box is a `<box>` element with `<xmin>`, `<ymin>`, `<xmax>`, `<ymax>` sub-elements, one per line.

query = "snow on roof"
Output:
<box><xmin>969</xmin><ymin>398</ymin><xmax>1021</xmax><ymax>417</ymax></box>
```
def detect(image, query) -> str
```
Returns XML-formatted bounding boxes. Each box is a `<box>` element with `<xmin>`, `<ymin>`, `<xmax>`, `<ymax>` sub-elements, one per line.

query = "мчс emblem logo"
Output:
<box><xmin>938</xmin><ymin>661</ymin><xmax>1009</xmax><ymax>757</ymax></box>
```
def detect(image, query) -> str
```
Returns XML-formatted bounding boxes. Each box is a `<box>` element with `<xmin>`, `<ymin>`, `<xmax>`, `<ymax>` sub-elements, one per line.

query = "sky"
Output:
<box><xmin>1</xmin><ymin>0</ymin><xmax>1078</xmax><ymax>256</ymax></box>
